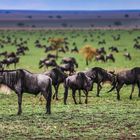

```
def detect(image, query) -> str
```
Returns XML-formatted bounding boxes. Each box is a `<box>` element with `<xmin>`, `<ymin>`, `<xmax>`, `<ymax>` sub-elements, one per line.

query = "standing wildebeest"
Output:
<box><xmin>106</xmin><ymin>53</ymin><xmax>115</xmax><ymax>62</ymax></box>
<box><xmin>39</xmin><ymin>59</ymin><xmax>57</xmax><ymax>69</ymax></box>
<box><xmin>64</xmin><ymin>72</ymin><xmax>93</xmax><ymax>105</ymax></box>
<box><xmin>61</xmin><ymin>57</ymin><xmax>78</xmax><ymax>68</ymax></box>
<box><xmin>123</xmin><ymin>52</ymin><xmax>132</xmax><ymax>60</ymax></box>
<box><xmin>108</xmin><ymin>67</ymin><xmax>140</xmax><ymax>100</ymax></box>
<box><xmin>0</xmin><ymin>69</ymin><xmax>52</xmax><ymax>115</ymax></box>
<box><xmin>95</xmin><ymin>55</ymin><xmax>106</xmax><ymax>62</ymax></box>
<box><xmin>84</xmin><ymin>67</ymin><xmax>115</xmax><ymax>97</ymax></box>
<box><xmin>44</xmin><ymin>67</ymin><xmax>67</xmax><ymax>100</ymax></box>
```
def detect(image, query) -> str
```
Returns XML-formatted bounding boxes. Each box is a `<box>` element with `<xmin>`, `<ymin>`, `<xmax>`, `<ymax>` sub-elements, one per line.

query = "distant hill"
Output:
<box><xmin>0</xmin><ymin>10</ymin><xmax>140</xmax><ymax>29</ymax></box>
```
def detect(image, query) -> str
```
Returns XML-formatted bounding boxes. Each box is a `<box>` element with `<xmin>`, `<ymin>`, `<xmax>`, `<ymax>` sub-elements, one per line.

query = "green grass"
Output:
<box><xmin>0</xmin><ymin>29</ymin><xmax>140</xmax><ymax>139</ymax></box>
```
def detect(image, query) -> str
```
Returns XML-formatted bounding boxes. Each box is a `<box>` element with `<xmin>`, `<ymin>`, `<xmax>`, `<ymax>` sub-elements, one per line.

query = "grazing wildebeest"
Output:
<box><xmin>44</xmin><ymin>67</ymin><xmax>67</xmax><ymax>100</ymax></box>
<box><xmin>39</xmin><ymin>59</ymin><xmax>57</xmax><ymax>69</ymax></box>
<box><xmin>61</xmin><ymin>57</ymin><xmax>78</xmax><ymax>68</ymax></box>
<box><xmin>106</xmin><ymin>53</ymin><xmax>115</xmax><ymax>62</ymax></box>
<box><xmin>0</xmin><ymin>69</ymin><xmax>52</xmax><ymax>115</ymax></box>
<box><xmin>71</xmin><ymin>46</ymin><xmax>79</xmax><ymax>53</ymax></box>
<box><xmin>47</xmin><ymin>54</ymin><xmax>57</xmax><ymax>59</ymax></box>
<box><xmin>109</xmin><ymin>46</ymin><xmax>119</xmax><ymax>53</ymax></box>
<box><xmin>95</xmin><ymin>55</ymin><xmax>106</xmax><ymax>62</ymax></box>
<box><xmin>123</xmin><ymin>52</ymin><xmax>132</xmax><ymax>60</ymax></box>
<box><xmin>98</xmin><ymin>40</ymin><xmax>106</xmax><ymax>45</ymax></box>
<box><xmin>1</xmin><ymin>57</ymin><xmax>19</xmax><ymax>68</ymax></box>
<box><xmin>108</xmin><ymin>67</ymin><xmax>140</xmax><ymax>100</ymax></box>
<box><xmin>64</xmin><ymin>72</ymin><xmax>93</xmax><ymax>105</ymax></box>
<box><xmin>84</xmin><ymin>67</ymin><xmax>115</xmax><ymax>97</ymax></box>
<box><xmin>133</xmin><ymin>43</ymin><xmax>140</xmax><ymax>49</ymax></box>
<box><xmin>0</xmin><ymin>51</ymin><xmax>7</xmax><ymax>57</ymax></box>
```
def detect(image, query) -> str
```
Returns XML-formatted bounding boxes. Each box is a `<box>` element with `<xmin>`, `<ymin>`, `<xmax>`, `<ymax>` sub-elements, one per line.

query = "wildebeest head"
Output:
<box><xmin>77</xmin><ymin>72</ymin><xmax>94</xmax><ymax>91</ymax></box>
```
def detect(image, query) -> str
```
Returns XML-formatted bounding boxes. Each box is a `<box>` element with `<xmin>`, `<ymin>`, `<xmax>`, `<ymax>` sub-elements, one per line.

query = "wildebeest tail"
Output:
<box><xmin>64</xmin><ymin>79</ymin><xmax>69</xmax><ymax>105</ymax></box>
<box><xmin>107</xmin><ymin>78</ymin><xmax>117</xmax><ymax>93</ymax></box>
<box><xmin>47</xmin><ymin>78</ymin><xmax>52</xmax><ymax>114</ymax></box>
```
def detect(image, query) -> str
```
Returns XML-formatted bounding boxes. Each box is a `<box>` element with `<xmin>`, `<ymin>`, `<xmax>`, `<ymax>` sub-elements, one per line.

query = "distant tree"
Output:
<box><xmin>124</xmin><ymin>14</ymin><xmax>129</xmax><ymax>18</ymax></box>
<box><xmin>17</xmin><ymin>22</ymin><xmax>25</xmax><ymax>27</ymax></box>
<box><xmin>56</xmin><ymin>15</ymin><xmax>62</xmax><ymax>19</ymax></box>
<box><xmin>80</xmin><ymin>45</ymin><xmax>97</xmax><ymax>65</ymax></box>
<box><xmin>90</xmin><ymin>24</ymin><xmax>94</xmax><ymax>27</ymax></box>
<box><xmin>48</xmin><ymin>38</ymin><xmax>65</xmax><ymax>59</ymax></box>
<box><xmin>114</xmin><ymin>21</ymin><xmax>122</xmax><ymax>26</ymax></box>
<box><xmin>48</xmin><ymin>15</ymin><xmax>53</xmax><ymax>19</ymax></box>
<box><xmin>61</xmin><ymin>23</ymin><xmax>68</xmax><ymax>27</ymax></box>
<box><xmin>32</xmin><ymin>25</ymin><xmax>36</xmax><ymax>28</ymax></box>
<box><xmin>27</xmin><ymin>15</ymin><xmax>32</xmax><ymax>19</ymax></box>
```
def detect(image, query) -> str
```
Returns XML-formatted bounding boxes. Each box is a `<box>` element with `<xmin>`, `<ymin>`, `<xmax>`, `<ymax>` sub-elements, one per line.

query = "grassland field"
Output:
<box><xmin>0</xmin><ymin>29</ymin><xmax>140</xmax><ymax>139</ymax></box>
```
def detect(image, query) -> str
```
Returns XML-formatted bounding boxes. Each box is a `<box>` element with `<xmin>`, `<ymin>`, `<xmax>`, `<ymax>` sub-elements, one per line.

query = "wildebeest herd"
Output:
<box><xmin>0</xmin><ymin>30</ymin><xmax>140</xmax><ymax>115</ymax></box>
<box><xmin>0</xmin><ymin>66</ymin><xmax>140</xmax><ymax>115</ymax></box>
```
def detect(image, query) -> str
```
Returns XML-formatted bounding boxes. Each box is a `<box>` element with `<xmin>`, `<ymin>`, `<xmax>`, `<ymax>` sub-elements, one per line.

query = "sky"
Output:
<box><xmin>0</xmin><ymin>0</ymin><xmax>140</xmax><ymax>11</ymax></box>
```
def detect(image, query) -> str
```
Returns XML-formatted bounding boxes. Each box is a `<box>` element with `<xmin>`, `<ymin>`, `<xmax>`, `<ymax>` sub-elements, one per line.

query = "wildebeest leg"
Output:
<box><xmin>72</xmin><ymin>89</ymin><xmax>77</xmax><ymax>104</ymax></box>
<box><xmin>83</xmin><ymin>90</ymin><xmax>88</xmax><ymax>104</ymax></box>
<box><xmin>53</xmin><ymin>85</ymin><xmax>59</xmax><ymax>100</ymax></box>
<box><xmin>78</xmin><ymin>90</ymin><xmax>82</xmax><ymax>104</ymax></box>
<box><xmin>17</xmin><ymin>93</ymin><xmax>23</xmax><ymax>115</ymax></box>
<box><xmin>64</xmin><ymin>87</ymin><xmax>68</xmax><ymax>105</ymax></box>
<box><xmin>14</xmin><ymin>62</ymin><xmax>16</xmax><ymax>69</ymax></box>
<box><xmin>129</xmin><ymin>84</ymin><xmax>135</xmax><ymax>100</ymax></box>
<box><xmin>137</xmin><ymin>82</ymin><xmax>140</xmax><ymax>98</ymax></box>
<box><xmin>116</xmin><ymin>83</ymin><xmax>123</xmax><ymax>100</ymax></box>
<box><xmin>42</xmin><ymin>91</ymin><xmax>52</xmax><ymax>114</ymax></box>
<box><xmin>97</xmin><ymin>83</ymin><xmax>102</xmax><ymax>97</ymax></box>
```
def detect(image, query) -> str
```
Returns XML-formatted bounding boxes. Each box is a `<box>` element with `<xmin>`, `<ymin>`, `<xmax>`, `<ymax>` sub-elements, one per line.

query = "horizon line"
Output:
<box><xmin>0</xmin><ymin>9</ymin><xmax>140</xmax><ymax>12</ymax></box>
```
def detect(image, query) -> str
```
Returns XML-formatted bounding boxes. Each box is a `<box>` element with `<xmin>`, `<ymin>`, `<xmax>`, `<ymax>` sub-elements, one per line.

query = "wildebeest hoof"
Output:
<box><xmin>129</xmin><ymin>96</ymin><xmax>132</xmax><ymax>100</ymax></box>
<box><xmin>56</xmin><ymin>98</ymin><xmax>59</xmax><ymax>100</ymax></box>
<box><xmin>46</xmin><ymin>111</ymin><xmax>51</xmax><ymax>114</ymax></box>
<box><xmin>52</xmin><ymin>95</ymin><xmax>55</xmax><ymax>99</ymax></box>
<box><xmin>96</xmin><ymin>95</ymin><xmax>100</xmax><ymax>97</ymax></box>
<box><xmin>17</xmin><ymin>112</ymin><xmax>22</xmax><ymax>115</ymax></box>
<box><xmin>79</xmin><ymin>102</ymin><xmax>82</xmax><ymax>104</ymax></box>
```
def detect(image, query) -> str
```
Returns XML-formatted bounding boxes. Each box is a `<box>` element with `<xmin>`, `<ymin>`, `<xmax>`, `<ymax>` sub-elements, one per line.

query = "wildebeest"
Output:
<box><xmin>106</xmin><ymin>53</ymin><xmax>115</xmax><ymax>62</ymax></box>
<box><xmin>0</xmin><ymin>69</ymin><xmax>52</xmax><ymax>115</ymax></box>
<box><xmin>64</xmin><ymin>72</ymin><xmax>93</xmax><ymax>105</ymax></box>
<box><xmin>39</xmin><ymin>59</ymin><xmax>57</xmax><ymax>69</ymax></box>
<box><xmin>58</xmin><ymin>63</ymin><xmax>75</xmax><ymax>75</ymax></box>
<box><xmin>133</xmin><ymin>43</ymin><xmax>140</xmax><ymax>49</ymax></box>
<box><xmin>97</xmin><ymin>47</ymin><xmax>106</xmax><ymax>54</ymax></box>
<box><xmin>84</xmin><ymin>67</ymin><xmax>115</xmax><ymax>97</ymax></box>
<box><xmin>1</xmin><ymin>56</ymin><xmax>20</xmax><ymax>68</ymax></box>
<box><xmin>108</xmin><ymin>67</ymin><xmax>140</xmax><ymax>100</ymax></box>
<box><xmin>47</xmin><ymin>54</ymin><xmax>57</xmax><ymax>59</ymax></box>
<box><xmin>95</xmin><ymin>55</ymin><xmax>106</xmax><ymax>62</ymax></box>
<box><xmin>98</xmin><ymin>40</ymin><xmax>106</xmax><ymax>45</ymax></box>
<box><xmin>109</xmin><ymin>46</ymin><xmax>119</xmax><ymax>53</ymax></box>
<box><xmin>61</xmin><ymin>57</ymin><xmax>78</xmax><ymax>68</ymax></box>
<box><xmin>71</xmin><ymin>46</ymin><xmax>79</xmax><ymax>53</ymax></box>
<box><xmin>44</xmin><ymin>67</ymin><xmax>67</xmax><ymax>100</ymax></box>
<box><xmin>123</xmin><ymin>52</ymin><xmax>132</xmax><ymax>60</ymax></box>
